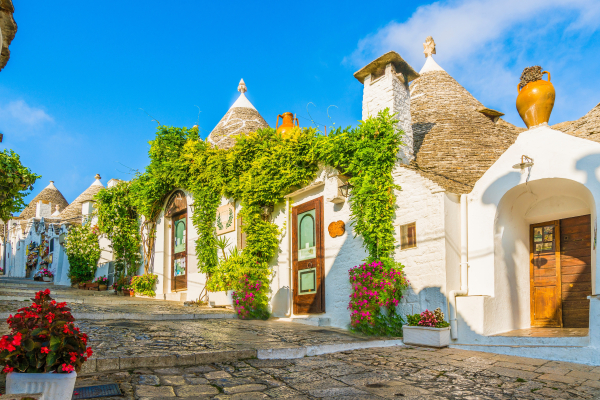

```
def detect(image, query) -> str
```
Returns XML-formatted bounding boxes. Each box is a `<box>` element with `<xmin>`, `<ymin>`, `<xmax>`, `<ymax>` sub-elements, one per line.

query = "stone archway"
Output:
<box><xmin>494</xmin><ymin>178</ymin><xmax>596</xmax><ymax>329</ymax></box>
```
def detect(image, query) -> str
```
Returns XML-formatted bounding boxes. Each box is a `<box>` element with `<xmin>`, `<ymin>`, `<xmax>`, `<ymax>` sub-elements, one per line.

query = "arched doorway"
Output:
<box><xmin>165</xmin><ymin>190</ymin><xmax>187</xmax><ymax>291</ymax></box>
<box><xmin>495</xmin><ymin>178</ymin><xmax>596</xmax><ymax>330</ymax></box>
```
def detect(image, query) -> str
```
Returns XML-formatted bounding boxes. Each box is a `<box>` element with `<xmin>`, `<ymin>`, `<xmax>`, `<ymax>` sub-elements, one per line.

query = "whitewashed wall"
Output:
<box><xmin>452</xmin><ymin>125</ymin><xmax>600</xmax><ymax>364</ymax></box>
<box><xmin>392</xmin><ymin>166</ymin><xmax>453</xmax><ymax>318</ymax></box>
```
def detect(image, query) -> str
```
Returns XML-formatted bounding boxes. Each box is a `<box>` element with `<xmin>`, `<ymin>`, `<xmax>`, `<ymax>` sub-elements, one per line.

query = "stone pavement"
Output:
<box><xmin>0</xmin><ymin>278</ymin><xmax>235</xmax><ymax>320</ymax></box>
<box><xmin>68</xmin><ymin>346</ymin><xmax>600</xmax><ymax>399</ymax></box>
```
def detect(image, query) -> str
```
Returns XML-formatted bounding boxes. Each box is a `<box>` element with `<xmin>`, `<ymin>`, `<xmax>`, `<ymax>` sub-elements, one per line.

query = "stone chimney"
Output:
<box><xmin>35</xmin><ymin>200</ymin><xmax>52</xmax><ymax>218</ymax></box>
<box><xmin>354</xmin><ymin>51</ymin><xmax>420</xmax><ymax>164</ymax></box>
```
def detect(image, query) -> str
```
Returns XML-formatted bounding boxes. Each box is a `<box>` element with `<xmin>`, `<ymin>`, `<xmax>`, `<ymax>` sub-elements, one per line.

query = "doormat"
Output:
<box><xmin>72</xmin><ymin>383</ymin><xmax>121</xmax><ymax>399</ymax></box>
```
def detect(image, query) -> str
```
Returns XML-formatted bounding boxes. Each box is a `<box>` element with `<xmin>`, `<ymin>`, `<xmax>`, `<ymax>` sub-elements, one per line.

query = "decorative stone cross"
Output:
<box><xmin>423</xmin><ymin>36</ymin><xmax>436</xmax><ymax>58</ymax></box>
<box><xmin>238</xmin><ymin>79</ymin><xmax>247</xmax><ymax>94</ymax></box>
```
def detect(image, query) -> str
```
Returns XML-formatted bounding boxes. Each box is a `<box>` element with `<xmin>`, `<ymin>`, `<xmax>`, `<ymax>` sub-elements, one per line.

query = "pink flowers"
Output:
<box><xmin>348</xmin><ymin>260</ymin><xmax>408</xmax><ymax>334</ymax></box>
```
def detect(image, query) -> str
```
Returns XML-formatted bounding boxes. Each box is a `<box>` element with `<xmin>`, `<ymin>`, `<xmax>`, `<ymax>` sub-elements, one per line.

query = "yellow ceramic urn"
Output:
<box><xmin>516</xmin><ymin>71</ymin><xmax>555</xmax><ymax>128</ymax></box>
<box><xmin>276</xmin><ymin>112</ymin><xmax>300</xmax><ymax>138</ymax></box>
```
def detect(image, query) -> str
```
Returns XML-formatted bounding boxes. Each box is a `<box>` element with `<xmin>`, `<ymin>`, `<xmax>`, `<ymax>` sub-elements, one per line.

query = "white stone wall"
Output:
<box><xmin>392</xmin><ymin>166</ymin><xmax>450</xmax><ymax>317</ymax></box>
<box><xmin>362</xmin><ymin>63</ymin><xmax>414</xmax><ymax>163</ymax></box>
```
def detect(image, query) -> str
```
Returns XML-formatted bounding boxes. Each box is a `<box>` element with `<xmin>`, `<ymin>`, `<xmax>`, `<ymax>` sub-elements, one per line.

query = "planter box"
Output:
<box><xmin>42</xmin><ymin>277</ymin><xmax>52</xmax><ymax>282</ymax></box>
<box><xmin>78</xmin><ymin>283</ymin><xmax>86</xmax><ymax>290</ymax></box>
<box><xmin>6</xmin><ymin>371</ymin><xmax>77</xmax><ymax>400</ymax></box>
<box><xmin>122</xmin><ymin>289</ymin><xmax>133</xmax><ymax>297</ymax></box>
<box><xmin>403</xmin><ymin>325</ymin><xmax>450</xmax><ymax>348</ymax></box>
<box><xmin>208</xmin><ymin>290</ymin><xmax>234</xmax><ymax>308</ymax></box>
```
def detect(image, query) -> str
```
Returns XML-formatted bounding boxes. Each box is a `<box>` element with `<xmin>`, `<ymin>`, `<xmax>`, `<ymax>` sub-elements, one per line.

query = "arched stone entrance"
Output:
<box><xmin>495</xmin><ymin>178</ymin><xmax>596</xmax><ymax>329</ymax></box>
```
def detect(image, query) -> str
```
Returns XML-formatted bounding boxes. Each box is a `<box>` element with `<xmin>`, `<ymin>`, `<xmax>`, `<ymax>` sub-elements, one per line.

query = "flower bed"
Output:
<box><xmin>404</xmin><ymin>308</ymin><xmax>451</xmax><ymax>348</ymax></box>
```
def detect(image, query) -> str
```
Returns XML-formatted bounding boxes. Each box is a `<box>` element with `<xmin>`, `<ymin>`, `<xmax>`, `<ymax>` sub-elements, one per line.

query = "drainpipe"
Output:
<box><xmin>285</xmin><ymin>197</ymin><xmax>293</xmax><ymax>317</ymax></box>
<box><xmin>449</xmin><ymin>194</ymin><xmax>469</xmax><ymax>340</ymax></box>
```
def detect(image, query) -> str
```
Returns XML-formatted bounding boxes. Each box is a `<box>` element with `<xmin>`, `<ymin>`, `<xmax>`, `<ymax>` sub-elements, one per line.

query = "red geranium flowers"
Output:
<box><xmin>0</xmin><ymin>290</ymin><xmax>92</xmax><ymax>374</ymax></box>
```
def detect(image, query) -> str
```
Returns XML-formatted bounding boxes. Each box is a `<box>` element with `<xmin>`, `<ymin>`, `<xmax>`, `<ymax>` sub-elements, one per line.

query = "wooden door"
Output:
<box><xmin>171</xmin><ymin>213</ymin><xmax>188</xmax><ymax>291</ymax></box>
<box><xmin>560</xmin><ymin>215</ymin><xmax>592</xmax><ymax>328</ymax></box>
<box><xmin>292</xmin><ymin>197</ymin><xmax>325</xmax><ymax>314</ymax></box>
<box><xmin>530</xmin><ymin>220</ymin><xmax>562</xmax><ymax>327</ymax></box>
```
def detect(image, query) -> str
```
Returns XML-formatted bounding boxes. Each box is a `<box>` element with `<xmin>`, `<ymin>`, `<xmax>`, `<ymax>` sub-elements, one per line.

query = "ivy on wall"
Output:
<box><xmin>93</xmin><ymin>109</ymin><xmax>404</xmax><ymax>321</ymax></box>
<box><xmin>94</xmin><ymin>180</ymin><xmax>141</xmax><ymax>277</ymax></box>
<box><xmin>64</xmin><ymin>222</ymin><xmax>101</xmax><ymax>283</ymax></box>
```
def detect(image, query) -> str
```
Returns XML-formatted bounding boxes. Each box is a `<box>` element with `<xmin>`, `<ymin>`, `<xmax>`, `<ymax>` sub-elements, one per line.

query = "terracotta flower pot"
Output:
<box><xmin>78</xmin><ymin>283</ymin><xmax>86</xmax><ymax>289</ymax></box>
<box><xmin>516</xmin><ymin>71</ymin><xmax>555</xmax><ymax>128</ymax></box>
<box><xmin>122</xmin><ymin>289</ymin><xmax>132</xmax><ymax>297</ymax></box>
<box><xmin>99</xmin><ymin>284</ymin><xmax>108</xmax><ymax>291</ymax></box>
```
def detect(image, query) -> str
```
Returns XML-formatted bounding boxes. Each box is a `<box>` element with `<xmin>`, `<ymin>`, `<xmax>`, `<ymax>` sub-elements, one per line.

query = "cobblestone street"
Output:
<box><xmin>2</xmin><ymin>280</ymin><xmax>600</xmax><ymax>398</ymax></box>
<box><xmin>71</xmin><ymin>346</ymin><xmax>600</xmax><ymax>399</ymax></box>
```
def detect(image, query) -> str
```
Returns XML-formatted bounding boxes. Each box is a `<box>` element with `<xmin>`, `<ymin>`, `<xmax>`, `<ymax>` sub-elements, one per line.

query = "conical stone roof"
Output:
<box><xmin>408</xmin><ymin>55</ymin><xmax>523</xmax><ymax>194</ymax></box>
<box><xmin>59</xmin><ymin>175</ymin><xmax>105</xmax><ymax>223</ymax></box>
<box><xmin>553</xmin><ymin>102</ymin><xmax>600</xmax><ymax>142</ymax></box>
<box><xmin>207</xmin><ymin>79</ymin><xmax>269</xmax><ymax>149</ymax></box>
<box><xmin>19</xmin><ymin>181</ymin><xmax>69</xmax><ymax>219</ymax></box>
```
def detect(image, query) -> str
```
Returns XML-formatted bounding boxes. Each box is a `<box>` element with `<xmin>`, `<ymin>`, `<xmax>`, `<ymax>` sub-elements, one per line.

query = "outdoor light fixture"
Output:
<box><xmin>338</xmin><ymin>181</ymin><xmax>353</xmax><ymax>198</ymax></box>
<box><xmin>512</xmin><ymin>155</ymin><xmax>534</xmax><ymax>170</ymax></box>
<box><xmin>189</xmin><ymin>203</ymin><xmax>196</xmax><ymax>213</ymax></box>
<box><xmin>512</xmin><ymin>155</ymin><xmax>534</xmax><ymax>183</ymax></box>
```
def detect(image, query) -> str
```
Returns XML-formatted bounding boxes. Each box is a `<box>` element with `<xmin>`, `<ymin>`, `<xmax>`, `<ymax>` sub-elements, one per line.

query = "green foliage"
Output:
<box><xmin>316</xmin><ymin>109</ymin><xmax>402</xmax><ymax>261</ymax></box>
<box><xmin>130</xmin><ymin>273</ymin><xmax>158</xmax><ymax>297</ymax></box>
<box><xmin>94</xmin><ymin>109</ymin><xmax>402</xmax><ymax>322</ymax></box>
<box><xmin>0</xmin><ymin>149</ymin><xmax>40</xmax><ymax>221</ymax></box>
<box><xmin>94</xmin><ymin>180</ymin><xmax>141</xmax><ymax>277</ymax></box>
<box><xmin>64</xmin><ymin>222</ymin><xmax>101</xmax><ymax>283</ymax></box>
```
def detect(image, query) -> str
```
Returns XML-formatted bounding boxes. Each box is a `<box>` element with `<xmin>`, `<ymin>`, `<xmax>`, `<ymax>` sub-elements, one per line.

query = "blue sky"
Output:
<box><xmin>2</xmin><ymin>0</ymin><xmax>600</xmax><ymax>206</ymax></box>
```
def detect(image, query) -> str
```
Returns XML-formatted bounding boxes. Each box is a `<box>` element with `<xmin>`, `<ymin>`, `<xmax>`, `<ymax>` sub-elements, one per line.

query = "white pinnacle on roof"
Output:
<box><xmin>92</xmin><ymin>174</ymin><xmax>103</xmax><ymax>186</ymax></box>
<box><xmin>419</xmin><ymin>36</ymin><xmax>445</xmax><ymax>74</ymax></box>
<box><xmin>46</xmin><ymin>181</ymin><xmax>57</xmax><ymax>190</ymax></box>
<box><xmin>230</xmin><ymin>79</ymin><xmax>256</xmax><ymax>110</ymax></box>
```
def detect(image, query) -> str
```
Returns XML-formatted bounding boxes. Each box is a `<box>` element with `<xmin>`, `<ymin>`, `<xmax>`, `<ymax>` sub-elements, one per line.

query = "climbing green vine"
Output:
<box><xmin>0</xmin><ymin>149</ymin><xmax>40</xmax><ymax>221</ymax></box>
<box><xmin>64</xmin><ymin>222</ymin><xmax>101</xmax><ymax>283</ymax></box>
<box><xmin>94</xmin><ymin>180</ymin><xmax>141</xmax><ymax>277</ymax></box>
<box><xmin>92</xmin><ymin>109</ymin><xmax>402</xmax><ymax>320</ymax></box>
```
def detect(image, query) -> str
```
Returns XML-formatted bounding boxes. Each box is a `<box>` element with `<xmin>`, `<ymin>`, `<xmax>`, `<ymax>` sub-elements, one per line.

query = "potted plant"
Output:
<box><xmin>1</xmin><ymin>289</ymin><xmax>93</xmax><ymax>400</ymax></box>
<box><xmin>39</xmin><ymin>269</ymin><xmax>53</xmax><ymax>282</ymax></box>
<box><xmin>94</xmin><ymin>276</ymin><xmax>109</xmax><ymax>291</ymax></box>
<box><xmin>77</xmin><ymin>281</ymin><xmax>86</xmax><ymax>290</ymax></box>
<box><xmin>114</xmin><ymin>276</ymin><xmax>130</xmax><ymax>296</ymax></box>
<box><xmin>404</xmin><ymin>308</ymin><xmax>451</xmax><ymax>348</ymax></box>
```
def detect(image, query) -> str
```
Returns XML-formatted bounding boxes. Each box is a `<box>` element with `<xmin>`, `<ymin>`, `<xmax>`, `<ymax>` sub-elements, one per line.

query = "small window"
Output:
<box><xmin>400</xmin><ymin>222</ymin><xmax>417</xmax><ymax>250</ymax></box>
<box><xmin>49</xmin><ymin>239</ymin><xmax>54</xmax><ymax>253</ymax></box>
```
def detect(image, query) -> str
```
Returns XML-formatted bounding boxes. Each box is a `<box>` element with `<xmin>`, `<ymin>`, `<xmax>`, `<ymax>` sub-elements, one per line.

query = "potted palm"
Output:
<box><xmin>1</xmin><ymin>289</ymin><xmax>93</xmax><ymax>400</ymax></box>
<box><xmin>404</xmin><ymin>308</ymin><xmax>451</xmax><ymax>348</ymax></box>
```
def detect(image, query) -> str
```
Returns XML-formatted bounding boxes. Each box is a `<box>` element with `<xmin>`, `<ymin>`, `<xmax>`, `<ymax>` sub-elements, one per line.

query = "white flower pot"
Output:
<box><xmin>42</xmin><ymin>277</ymin><xmax>52</xmax><ymax>282</ymax></box>
<box><xmin>6</xmin><ymin>371</ymin><xmax>77</xmax><ymax>400</ymax></box>
<box><xmin>208</xmin><ymin>290</ymin><xmax>234</xmax><ymax>308</ymax></box>
<box><xmin>403</xmin><ymin>325</ymin><xmax>450</xmax><ymax>348</ymax></box>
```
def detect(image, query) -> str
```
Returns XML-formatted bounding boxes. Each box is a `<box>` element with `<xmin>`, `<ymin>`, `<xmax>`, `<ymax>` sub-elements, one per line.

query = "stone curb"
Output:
<box><xmin>257</xmin><ymin>339</ymin><xmax>405</xmax><ymax>359</ymax></box>
<box><xmin>79</xmin><ymin>339</ymin><xmax>405</xmax><ymax>373</ymax></box>
<box><xmin>0</xmin><ymin>312</ymin><xmax>235</xmax><ymax>321</ymax></box>
<box><xmin>81</xmin><ymin>349</ymin><xmax>258</xmax><ymax>373</ymax></box>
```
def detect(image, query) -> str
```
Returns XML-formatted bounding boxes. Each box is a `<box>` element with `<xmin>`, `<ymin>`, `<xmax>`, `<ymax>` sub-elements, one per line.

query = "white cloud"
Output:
<box><xmin>346</xmin><ymin>0</ymin><xmax>600</xmax><ymax>68</ymax></box>
<box><xmin>2</xmin><ymin>100</ymin><xmax>54</xmax><ymax>126</ymax></box>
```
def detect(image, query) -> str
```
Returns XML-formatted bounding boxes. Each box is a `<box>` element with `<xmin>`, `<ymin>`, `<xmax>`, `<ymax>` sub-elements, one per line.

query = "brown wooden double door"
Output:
<box><xmin>292</xmin><ymin>197</ymin><xmax>325</xmax><ymax>314</ymax></box>
<box><xmin>530</xmin><ymin>215</ymin><xmax>592</xmax><ymax>328</ymax></box>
